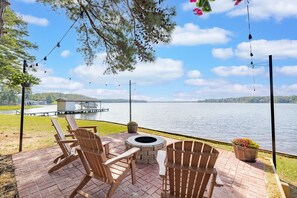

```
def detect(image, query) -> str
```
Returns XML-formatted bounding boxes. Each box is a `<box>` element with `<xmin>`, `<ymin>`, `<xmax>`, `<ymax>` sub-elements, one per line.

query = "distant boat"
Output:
<box><xmin>81</xmin><ymin>102</ymin><xmax>98</xmax><ymax>109</ymax></box>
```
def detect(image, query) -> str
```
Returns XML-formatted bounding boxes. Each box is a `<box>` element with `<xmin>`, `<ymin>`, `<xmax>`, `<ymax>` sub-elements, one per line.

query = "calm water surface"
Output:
<box><xmin>3</xmin><ymin>103</ymin><xmax>297</xmax><ymax>155</ymax></box>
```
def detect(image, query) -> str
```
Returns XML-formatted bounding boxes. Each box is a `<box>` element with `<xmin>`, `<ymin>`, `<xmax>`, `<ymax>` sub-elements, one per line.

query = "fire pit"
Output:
<box><xmin>125</xmin><ymin>135</ymin><xmax>166</xmax><ymax>164</ymax></box>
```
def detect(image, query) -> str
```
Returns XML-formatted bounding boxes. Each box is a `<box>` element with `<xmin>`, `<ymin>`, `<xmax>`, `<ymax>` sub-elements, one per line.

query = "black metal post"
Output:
<box><xmin>129</xmin><ymin>80</ymin><xmax>132</xmax><ymax>122</ymax></box>
<box><xmin>19</xmin><ymin>60</ymin><xmax>26</xmax><ymax>152</ymax></box>
<box><xmin>269</xmin><ymin>55</ymin><xmax>276</xmax><ymax>168</ymax></box>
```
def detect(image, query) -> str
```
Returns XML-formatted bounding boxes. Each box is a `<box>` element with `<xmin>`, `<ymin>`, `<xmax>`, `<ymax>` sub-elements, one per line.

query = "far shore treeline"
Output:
<box><xmin>1</xmin><ymin>91</ymin><xmax>297</xmax><ymax>105</ymax></box>
<box><xmin>197</xmin><ymin>95</ymin><xmax>297</xmax><ymax>103</ymax></box>
<box><xmin>28</xmin><ymin>93</ymin><xmax>297</xmax><ymax>103</ymax></box>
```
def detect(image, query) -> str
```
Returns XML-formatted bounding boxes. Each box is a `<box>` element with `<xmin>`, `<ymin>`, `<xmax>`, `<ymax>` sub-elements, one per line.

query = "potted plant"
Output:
<box><xmin>232</xmin><ymin>138</ymin><xmax>259</xmax><ymax>162</ymax></box>
<box><xmin>127</xmin><ymin>121</ymin><xmax>138</xmax><ymax>133</ymax></box>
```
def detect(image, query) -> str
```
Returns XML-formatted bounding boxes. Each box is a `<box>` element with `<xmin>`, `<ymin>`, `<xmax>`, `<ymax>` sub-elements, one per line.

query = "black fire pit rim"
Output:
<box><xmin>135</xmin><ymin>136</ymin><xmax>157</xmax><ymax>143</ymax></box>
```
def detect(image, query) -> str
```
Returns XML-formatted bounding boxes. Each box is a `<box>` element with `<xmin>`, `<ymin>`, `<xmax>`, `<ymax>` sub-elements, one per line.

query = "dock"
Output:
<box><xmin>19</xmin><ymin>108</ymin><xmax>109</xmax><ymax>116</ymax></box>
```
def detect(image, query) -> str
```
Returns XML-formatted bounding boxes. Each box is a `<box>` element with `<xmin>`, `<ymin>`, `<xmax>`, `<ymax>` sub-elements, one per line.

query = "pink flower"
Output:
<box><xmin>234</xmin><ymin>0</ymin><xmax>242</xmax><ymax>6</ymax></box>
<box><xmin>193</xmin><ymin>8</ymin><xmax>203</xmax><ymax>16</ymax></box>
<box><xmin>190</xmin><ymin>0</ymin><xmax>197</xmax><ymax>2</ymax></box>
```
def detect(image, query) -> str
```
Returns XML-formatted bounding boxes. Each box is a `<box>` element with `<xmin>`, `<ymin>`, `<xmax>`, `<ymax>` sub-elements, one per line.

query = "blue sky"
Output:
<box><xmin>10</xmin><ymin>0</ymin><xmax>297</xmax><ymax>101</ymax></box>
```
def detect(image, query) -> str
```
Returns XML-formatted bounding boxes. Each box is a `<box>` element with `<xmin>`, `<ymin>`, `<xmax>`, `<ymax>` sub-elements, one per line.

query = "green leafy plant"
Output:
<box><xmin>232</xmin><ymin>138</ymin><xmax>259</xmax><ymax>149</ymax></box>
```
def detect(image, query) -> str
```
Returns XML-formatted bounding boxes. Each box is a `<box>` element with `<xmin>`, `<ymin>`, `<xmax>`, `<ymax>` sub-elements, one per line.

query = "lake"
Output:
<box><xmin>3</xmin><ymin>103</ymin><xmax>297</xmax><ymax>155</ymax></box>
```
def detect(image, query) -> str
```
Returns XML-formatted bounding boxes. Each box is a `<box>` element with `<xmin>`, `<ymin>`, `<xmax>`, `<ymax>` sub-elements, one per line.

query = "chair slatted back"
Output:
<box><xmin>166</xmin><ymin>141</ymin><xmax>219</xmax><ymax>198</ymax></box>
<box><xmin>75</xmin><ymin>129</ymin><xmax>113</xmax><ymax>183</ymax></box>
<box><xmin>65</xmin><ymin>115</ymin><xmax>79</xmax><ymax>130</ymax></box>
<box><xmin>51</xmin><ymin>118</ymin><xmax>71</xmax><ymax>155</ymax></box>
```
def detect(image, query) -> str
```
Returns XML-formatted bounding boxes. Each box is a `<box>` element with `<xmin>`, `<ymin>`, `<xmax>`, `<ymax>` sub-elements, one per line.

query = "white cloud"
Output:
<box><xmin>278</xmin><ymin>84</ymin><xmax>297</xmax><ymax>95</ymax></box>
<box><xmin>182</xmin><ymin>78</ymin><xmax>268</xmax><ymax>100</ymax></box>
<box><xmin>18</xmin><ymin>14</ymin><xmax>49</xmax><ymax>27</ymax></box>
<box><xmin>275</xmin><ymin>66</ymin><xmax>297</xmax><ymax>76</ymax></box>
<box><xmin>171</xmin><ymin>23</ymin><xmax>232</xmax><ymax>46</ymax></box>
<box><xmin>235</xmin><ymin>40</ymin><xmax>297</xmax><ymax>60</ymax></box>
<box><xmin>187</xmin><ymin>70</ymin><xmax>201</xmax><ymax>78</ymax></box>
<box><xmin>60</xmin><ymin>50</ymin><xmax>70</xmax><ymax>58</ymax></box>
<box><xmin>185</xmin><ymin>78</ymin><xmax>227</xmax><ymax>87</ymax></box>
<box><xmin>73</xmin><ymin>53</ymin><xmax>184</xmax><ymax>85</ymax></box>
<box><xmin>212</xmin><ymin>66</ymin><xmax>265</xmax><ymax>77</ymax></box>
<box><xmin>27</xmin><ymin>64</ymin><xmax>53</xmax><ymax>77</ymax></box>
<box><xmin>182</xmin><ymin>1</ymin><xmax>297</xmax><ymax>21</ymax></box>
<box><xmin>212</xmin><ymin>48</ymin><xmax>234</xmax><ymax>59</ymax></box>
<box><xmin>74</xmin><ymin>88</ymin><xmax>128</xmax><ymax>99</ymax></box>
<box><xmin>36</xmin><ymin>77</ymin><xmax>84</xmax><ymax>90</ymax></box>
<box><xmin>228</xmin><ymin>0</ymin><xmax>297</xmax><ymax>21</ymax></box>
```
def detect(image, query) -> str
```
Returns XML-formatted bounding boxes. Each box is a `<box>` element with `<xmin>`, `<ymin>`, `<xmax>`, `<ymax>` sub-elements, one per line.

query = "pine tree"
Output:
<box><xmin>0</xmin><ymin>8</ymin><xmax>39</xmax><ymax>88</ymax></box>
<box><xmin>37</xmin><ymin>0</ymin><xmax>176</xmax><ymax>74</ymax></box>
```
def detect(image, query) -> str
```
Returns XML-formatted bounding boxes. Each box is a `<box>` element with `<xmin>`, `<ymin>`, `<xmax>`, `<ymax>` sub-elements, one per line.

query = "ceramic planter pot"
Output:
<box><xmin>127</xmin><ymin>122</ymin><xmax>138</xmax><ymax>133</ymax></box>
<box><xmin>233</xmin><ymin>144</ymin><xmax>258</xmax><ymax>162</ymax></box>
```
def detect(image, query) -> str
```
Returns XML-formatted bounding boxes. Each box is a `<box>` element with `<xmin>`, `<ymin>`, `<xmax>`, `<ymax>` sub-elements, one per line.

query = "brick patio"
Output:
<box><xmin>12</xmin><ymin>132</ymin><xmax>267</xmax><ymax>198</ymax></box>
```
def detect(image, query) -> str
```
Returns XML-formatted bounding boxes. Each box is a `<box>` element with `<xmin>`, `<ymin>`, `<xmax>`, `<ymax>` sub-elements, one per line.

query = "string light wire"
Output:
<box><xmin>27</xmin><ymin>11</ymin><xmax>83</xmax><ymax>71</ymax></box>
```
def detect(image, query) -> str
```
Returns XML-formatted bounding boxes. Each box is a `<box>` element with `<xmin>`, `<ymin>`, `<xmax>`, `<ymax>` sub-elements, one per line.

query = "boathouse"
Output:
<box><xmin>56</xmin><ymin>98</ymin><xmax>76</xmax><ymax>111</ymax></box>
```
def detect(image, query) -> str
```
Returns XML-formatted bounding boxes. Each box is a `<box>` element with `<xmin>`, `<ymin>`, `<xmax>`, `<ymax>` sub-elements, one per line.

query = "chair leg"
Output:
<box><xmin>207</xmin><ymin>174</ymin><xmax>216</xmax><ymax>198</ymax></box>
<box><xmin>106</xmin><ymin>183</ymin><xmax>119</xmax><ymax>198</ymax></box>
<box><xmin>48</xmin><ymin>155</ymin><xmax>78</xmax><ymax>173</ymax></box>
<box><xmin>130</xmin><ymin>160</ymin><xmax>136</xmax><ymax>184</ymax></box>
<box><xmin>69</xmin><ymin>175</ymin><xmax>92</xmax><ymax>198</ymax></box>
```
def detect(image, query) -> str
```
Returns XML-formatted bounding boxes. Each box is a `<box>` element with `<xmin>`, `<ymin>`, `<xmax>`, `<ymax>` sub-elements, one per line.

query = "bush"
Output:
<box><xmin>232</xmin><ymin>138</ymin><xmax>259</xmax><ymax>149</ymax></box>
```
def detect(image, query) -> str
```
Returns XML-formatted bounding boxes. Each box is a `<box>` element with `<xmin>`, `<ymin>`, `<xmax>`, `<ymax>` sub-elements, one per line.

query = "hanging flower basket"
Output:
<box><xmin>232</xmin><ymin>138</ymin><xmax>259</xmax><ymax>162</ymax></box>
<box><xmin>127</xmin><ymin>121</ymin><xmax>138</xmax><ymax>133</ymax></box>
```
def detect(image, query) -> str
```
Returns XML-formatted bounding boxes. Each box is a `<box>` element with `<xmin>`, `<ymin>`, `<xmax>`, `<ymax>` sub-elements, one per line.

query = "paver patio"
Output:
<box><xmin>12</xmin><ymin>132</ymin><xmax>267</xmax><ymax>198</ymax></box>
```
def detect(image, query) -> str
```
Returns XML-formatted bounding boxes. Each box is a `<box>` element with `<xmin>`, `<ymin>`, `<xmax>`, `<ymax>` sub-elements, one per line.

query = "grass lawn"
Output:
<box><xmin>0</xmin><ymin>105</ymin><xmax>37</xmax><ymax>111</ymax></box>
<box><xmin>0</xmin><ymin>114</ymin><xmax>296</xmax><ymax>197</ymax></box>
<box><xmin>0</xmin><ymin>114</ymin><xmax>126</xmax><ymax>154</ymax></box>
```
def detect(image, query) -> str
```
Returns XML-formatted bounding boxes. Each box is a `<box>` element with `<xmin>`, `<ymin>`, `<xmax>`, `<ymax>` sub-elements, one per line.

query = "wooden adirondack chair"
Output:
<box><xmin>70</xmin><ymin>128</ymin><xmax>140</xmax><ymax>198</ymax></box>
<box><xmin>157</xmin><ymin>141</ymin><xmax>223</xmax><ymax>198</ymax></box>
<box><xmin>48</xmin><ymin>118</ymin><xmax>79</xmax><ymax>173</ymax></box>
<box><xmin>65</xmin><ymin>115</ymin><xmax>98</xmax><ymax>134</ymax></box>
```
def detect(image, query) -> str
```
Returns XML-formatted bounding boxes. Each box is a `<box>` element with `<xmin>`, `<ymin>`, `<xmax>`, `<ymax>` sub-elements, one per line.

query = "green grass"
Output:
<box><xmin>0</xmin><ymin>114</ymin><xmax>126</xmax><ymax>154</ymax></box>
<box><xmin>0</xmin><ymin>114</ymin><xmax>296</xmax><ymax>195</ymax></box>
<box><xmin>0</xmin><ymin>105</ymin><xmax>37</xmax><ymax>110</ymax></box>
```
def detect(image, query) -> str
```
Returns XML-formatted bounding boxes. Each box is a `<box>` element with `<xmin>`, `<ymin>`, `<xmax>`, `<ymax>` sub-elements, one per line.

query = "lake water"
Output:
<box><xmin>3</xmin><ymin>103</ymin><xmax>297</xmax><ymax>155</ymax></box>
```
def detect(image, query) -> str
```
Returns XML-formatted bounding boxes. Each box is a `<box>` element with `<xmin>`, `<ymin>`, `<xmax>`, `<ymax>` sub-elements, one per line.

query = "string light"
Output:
<box><xmin>26</xmin><ymin>11</ymin><xmax>84</xmax><ymax>74</ymax></box>
<box><xmin>245</xmin><ymin>0</ymin><xmax>256</xmax><ymax>91</ymax></box>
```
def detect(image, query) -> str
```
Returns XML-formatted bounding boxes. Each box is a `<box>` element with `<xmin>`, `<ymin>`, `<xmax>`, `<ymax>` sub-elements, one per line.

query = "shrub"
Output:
<box><xmin>232</xmin><ymin>138</ymin><xmax>259</xmax><ymax>149</ymax></box>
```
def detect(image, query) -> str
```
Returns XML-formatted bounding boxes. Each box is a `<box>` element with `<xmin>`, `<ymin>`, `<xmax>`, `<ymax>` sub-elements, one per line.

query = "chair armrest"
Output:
<box><xmin>104</xmin><ymin>147</ymin><xmax>140</xmax><ymax>166</ymax></box>
<box><xmin>78</xmin><ymin>126</ymin><xmax>97</xmax><ymax>129</ymax></box>
<box><xmin>56</xmin><ymin>139</ymin><xmax>77</xmax><ymax>144</ymax></box>
<box><xmin>65</xmin><ymin>134</ymin><xmax>75</xmax><ymax>138</ymax></box>
<box><xmin>102</xmin><ymin>141</ymin><xmax>111</xmax><ymax>154</ymax></box>
<box><xmin>67</xmin><ymin>129</ymin><xmax>76</xmax><ymax>134</ymax></box>
<box><xmin>157</xmin><ymin>150</ymin><xmax>166</xmax><ymax>177</ymax></box>
<box><xmin>78</xmin><ymin>126</ymin><xmax>97</xmax><ymax>132</ymax></box>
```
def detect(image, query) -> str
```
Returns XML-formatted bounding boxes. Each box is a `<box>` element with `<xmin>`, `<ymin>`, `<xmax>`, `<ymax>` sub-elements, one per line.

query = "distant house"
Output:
<box><xmin>25</xmin><ymin>100</ymin><xmax>47</xmax><ymax>105</ymax></box>
<box><xmin>56</xmin><ymin>98</ymin><xmax>102</xmax><ymax>112</ymax></box>
<box><xmin>56</xmin><ymin>99</ymin><xmax>76</xmax><ymax>111</ymax></box>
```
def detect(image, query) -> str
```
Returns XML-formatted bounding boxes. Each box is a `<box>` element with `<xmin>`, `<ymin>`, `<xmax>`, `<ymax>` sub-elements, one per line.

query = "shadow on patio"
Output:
<box><xmin>12</xmin><ymin>132</ymin><xmax>267</xmax><ymax>198</ymax></box>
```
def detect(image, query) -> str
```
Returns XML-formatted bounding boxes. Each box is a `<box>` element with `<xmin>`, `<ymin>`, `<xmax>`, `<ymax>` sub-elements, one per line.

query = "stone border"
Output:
<box><xmin>125</xmin><ymin>135</ymin><xmax>166</xmax><ymax>164</ymax></box>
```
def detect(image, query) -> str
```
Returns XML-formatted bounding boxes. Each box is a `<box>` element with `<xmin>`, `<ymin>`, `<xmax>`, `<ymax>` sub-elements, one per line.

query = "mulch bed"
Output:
<box><xmin>0</xmin><ymin>155</ymin><xmax>19</xmax><ymax>198</ymax></box>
